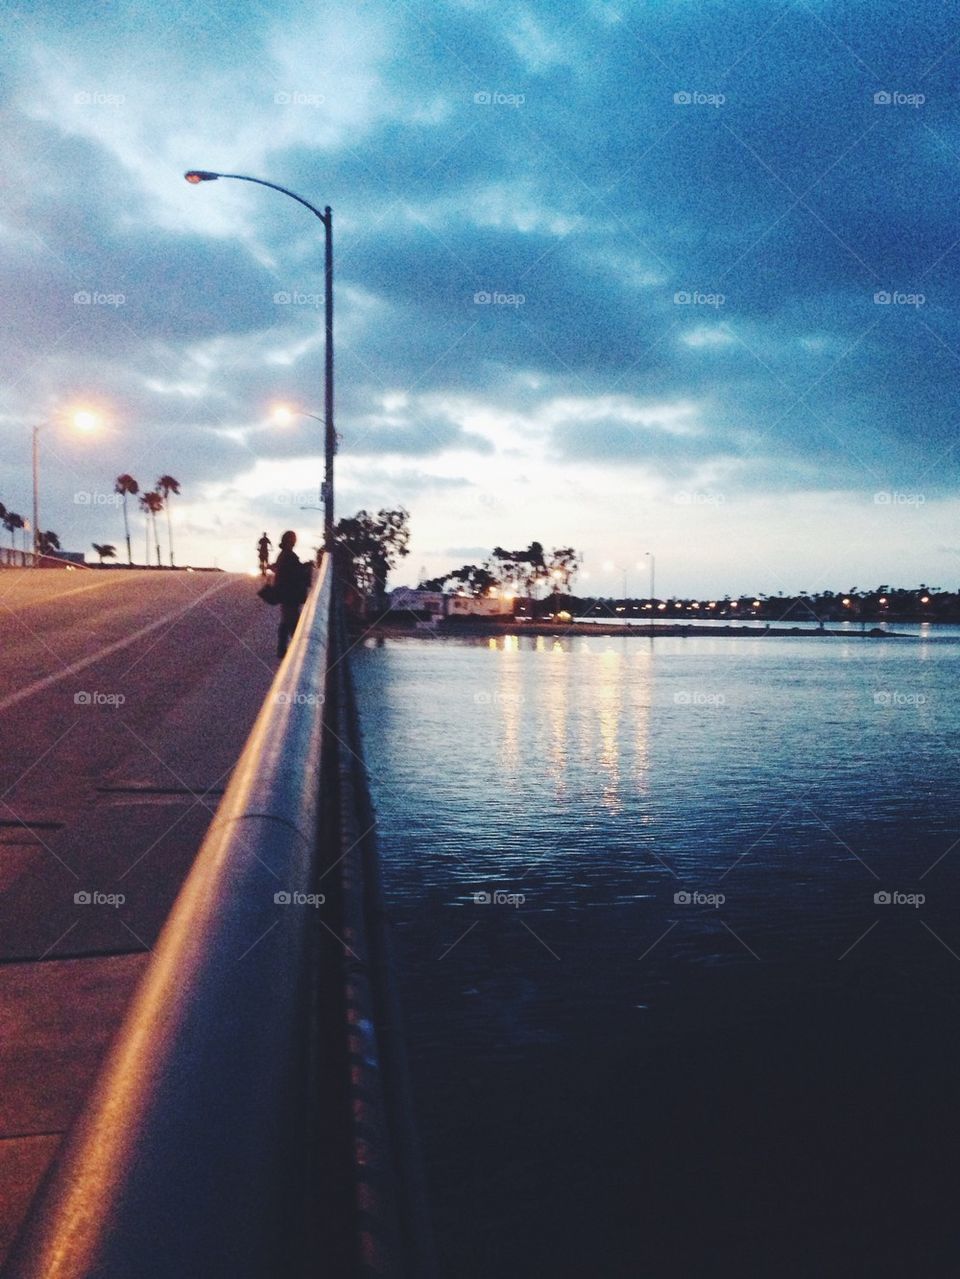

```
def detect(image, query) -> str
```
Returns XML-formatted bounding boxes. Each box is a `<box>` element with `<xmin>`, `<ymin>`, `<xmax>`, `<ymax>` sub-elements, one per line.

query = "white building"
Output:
<box><xmin>445</xmin><ymin>593</ymin><xmax>513</xmax><ymax>618</ymax></box>
<box><xmin>388</xmin><ymin>587</ymin><xmax>446</xmax><ymax>617</ymax></box>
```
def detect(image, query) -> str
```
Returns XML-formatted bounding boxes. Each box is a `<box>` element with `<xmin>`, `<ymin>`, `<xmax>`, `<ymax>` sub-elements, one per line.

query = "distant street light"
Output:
<box><xmin>32</xmin><ymin>409</ymin><xmax>100</xmax><ymax>564</ymax></box>
<box><xmin>185</xmin><ymin>170</ymin><xmax>335</xmax><ymax>550</ymax></box>
<box><xmin>644</xmin><ymin>551</ymin><xmax>655</xmax><ymax>602</ymax></box>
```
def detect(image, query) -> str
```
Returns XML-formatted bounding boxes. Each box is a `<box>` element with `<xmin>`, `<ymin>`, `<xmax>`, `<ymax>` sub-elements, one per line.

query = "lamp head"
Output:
<box><xmin>184</xmin><ymin>170</ymin><xmax>220</xmax><ymax>183</ymax></box>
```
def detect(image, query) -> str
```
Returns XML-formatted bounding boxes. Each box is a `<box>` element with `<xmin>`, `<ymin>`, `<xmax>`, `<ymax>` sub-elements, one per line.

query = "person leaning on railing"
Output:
<box><xmin>271</xmin><ymin>529</ymin><xmax>312</xmax><ymax>659</ymax></box>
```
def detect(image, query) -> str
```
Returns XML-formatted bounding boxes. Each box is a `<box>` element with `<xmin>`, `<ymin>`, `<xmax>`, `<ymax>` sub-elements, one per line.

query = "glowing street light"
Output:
<box><xmin>186</xmin><ymin>169</ymin><xmax>336</xmax><ymax>549</ymax></box>
<box><xmin>32</xmin><ymin>409</ymin><xmax>101</xmax><ymax>563</ymax></box>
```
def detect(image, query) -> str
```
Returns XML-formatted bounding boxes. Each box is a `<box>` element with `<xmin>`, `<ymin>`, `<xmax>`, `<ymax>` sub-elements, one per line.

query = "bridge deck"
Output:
<box><xmin>0</xmin><ymin>570</ymin><xmax>278</xmax><ymax>1264</ymax></box>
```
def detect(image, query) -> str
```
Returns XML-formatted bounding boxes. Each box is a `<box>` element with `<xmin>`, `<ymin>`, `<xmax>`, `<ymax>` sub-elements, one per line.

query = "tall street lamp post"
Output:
<box><xmin>185</xmin><ymin>170</ymin><xmax>335</xmax><ymax>551</ymax></box>
<box><xmin>645</xmin><ymin>551</ymin><xmax>655</xmax><ymax>602</ymax></box>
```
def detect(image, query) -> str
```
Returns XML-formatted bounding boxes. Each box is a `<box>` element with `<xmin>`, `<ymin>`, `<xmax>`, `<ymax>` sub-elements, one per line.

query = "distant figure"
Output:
<box><xmin>257</xmin><ymin>532</ymin><xmax>272</xmax><ymax>576</ymax></box>
<box><xmin>272</xmin><ymin>530</ymin><xmax>311</xmax><ymax>659</ymax></box>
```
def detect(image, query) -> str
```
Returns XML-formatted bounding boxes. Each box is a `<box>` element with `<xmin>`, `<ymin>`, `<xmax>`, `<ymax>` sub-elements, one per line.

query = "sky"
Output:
<box><xmin>1</xmin><ymin>0</ymin><xmax>959</xmax><ymax>596</ymax></box>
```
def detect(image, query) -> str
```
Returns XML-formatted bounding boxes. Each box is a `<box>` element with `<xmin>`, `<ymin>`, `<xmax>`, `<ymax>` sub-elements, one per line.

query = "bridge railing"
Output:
<box><xmin>4</xmin><ymin>554</ymin><xmax>433</xmax><ymax>1278</ymax></box>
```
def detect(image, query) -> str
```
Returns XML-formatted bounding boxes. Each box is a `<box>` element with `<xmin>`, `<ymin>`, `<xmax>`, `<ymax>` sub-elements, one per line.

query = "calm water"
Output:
<box><xmin>353</xmin><ymin>633</ymin><xmax>960</xmax><ymax>1276</ymax></box>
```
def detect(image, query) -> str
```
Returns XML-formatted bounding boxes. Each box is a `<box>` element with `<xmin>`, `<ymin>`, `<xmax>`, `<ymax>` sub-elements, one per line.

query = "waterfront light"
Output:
<box><xmin>73</xmin><ymin>409</ymin><xmax>100</xmax><ymax>432</ymax></box>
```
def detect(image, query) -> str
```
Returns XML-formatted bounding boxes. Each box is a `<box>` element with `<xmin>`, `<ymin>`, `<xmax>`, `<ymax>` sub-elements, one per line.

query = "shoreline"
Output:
<box><xmin>353</xmin><ymin>620</ymin><xmax>914</xmax><ymax>641</ymax></box>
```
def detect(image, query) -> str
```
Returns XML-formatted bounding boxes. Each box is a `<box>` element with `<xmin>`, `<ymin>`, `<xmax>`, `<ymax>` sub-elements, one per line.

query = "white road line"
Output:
<box><xmin>0</xmin><ymin>577</ymin><xmax>236</xmax><ymax>715</ymax></box>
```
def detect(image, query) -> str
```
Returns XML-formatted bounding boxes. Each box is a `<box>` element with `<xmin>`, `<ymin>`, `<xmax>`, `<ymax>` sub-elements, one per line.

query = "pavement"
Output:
<box><xmin>0</xmin><ymin>567</ymin><xmax>280</xmax><ymax>1263</ymax></box>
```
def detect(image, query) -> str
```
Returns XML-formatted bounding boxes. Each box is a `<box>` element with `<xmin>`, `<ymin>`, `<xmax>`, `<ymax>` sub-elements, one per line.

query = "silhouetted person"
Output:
<box><xmin>257</xmin><ymin>532</ymin><xmax>272</xmax><ymax>576</ymax></box>
<box><xmin>272</xmin><ymin>530</ymin><xmax>311</xmax><ymax>658</ymax></box>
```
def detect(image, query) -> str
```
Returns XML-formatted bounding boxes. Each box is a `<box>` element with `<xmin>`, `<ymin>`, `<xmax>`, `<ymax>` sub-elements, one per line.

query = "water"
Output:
<box><xmin>353</xmin><ymin>633</ymin><xmax>960</xmax><ymax>1276</ymax></box>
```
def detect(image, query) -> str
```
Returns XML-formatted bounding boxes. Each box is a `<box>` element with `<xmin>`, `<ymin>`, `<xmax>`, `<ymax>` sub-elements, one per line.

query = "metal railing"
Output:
<box><xmin>3</xmin><ymin>554</ymin><xmax>433</xmax><ymax>1278</ymax></box>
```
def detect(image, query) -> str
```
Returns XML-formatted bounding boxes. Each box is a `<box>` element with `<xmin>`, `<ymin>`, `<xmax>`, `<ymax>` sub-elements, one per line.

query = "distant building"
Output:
<box><xmin>388</xmin><ymin>587</ymin><xmax>445</xmax><ymax>618</ymax></box>
<box><xmin>445</xmin><ymin>593</ymin><xmax>513</xmax><ymax>618</ymax></box>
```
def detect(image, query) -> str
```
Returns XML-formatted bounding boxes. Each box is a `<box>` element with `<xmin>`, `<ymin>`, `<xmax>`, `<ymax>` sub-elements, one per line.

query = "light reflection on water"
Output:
<box><xmin>352</xmin><ymin>632</ymin><xmax>960</xmax><ymax>1275</ymax></box>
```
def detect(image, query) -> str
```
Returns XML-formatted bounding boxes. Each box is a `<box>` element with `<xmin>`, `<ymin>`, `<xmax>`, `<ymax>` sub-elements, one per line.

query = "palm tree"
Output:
<box><xmin>114</xmin><ymin>474</ymin><xmax>139</xmax><ymax>565</ymax></box>
<box><xmin>3</xmin><ymin>511</ymin><xmax>24</xmax><ymax>564</ymax></box>
<box><xmin>38</xmin><ymin>530</ymin><xmax>61</xmax><ymax>557</ymax></box>
<box><xmin>92</xmin><ymin>542</ymin><xmax>117</xmax><ymax>565</ymax></box>
<box><xmin>139</xmin><ymin>491</ymin><xmax>164</xmax><ymax>567</ymax></box>
<box><xmin>156</xmin><ymin>476</ymin><xmax>180</xmax><ymax>567</ymax></box>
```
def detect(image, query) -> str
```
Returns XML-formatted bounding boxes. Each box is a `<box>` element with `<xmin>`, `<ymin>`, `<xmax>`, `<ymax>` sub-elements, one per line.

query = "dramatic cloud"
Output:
<box><xmin>1</xmin><ymin>1</ymin><xmax>958</xmax><ymax>591</ymax></box>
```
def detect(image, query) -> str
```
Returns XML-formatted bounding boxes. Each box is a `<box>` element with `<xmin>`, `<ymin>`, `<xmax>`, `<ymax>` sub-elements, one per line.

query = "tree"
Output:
<box><xmin>38</xmin><ymin>530</ymin><xmax>60</xmax><ymax>557</ymax></box>
<box><xmin>139</xmin><ymin>490</ymin><xmax>164</xmax><ymax>567</ymax></box>
<box><xmin>335</xmin><ymin>507</ymin><xmax>410</xmax><ymax>607</ymax></box>
<box><xmin>156</xmin><ymin>475</ymin><xmax>180</xmax><ymax>567</ymax></box>
<box><xmin>92</xmin><ymin>542</ymin><xmax>117</xmax><ymax>565</ymax></box>
<box><xmin>546</xmin><ymin>546</ymin><xmax>582</xmax><ymax>593</ymax></box>
<box><xmin>114</xmin><ymin>474</ymin><xmax>139</xmax><ymax>565</ymax></box>
<box><xmin>3</xmin><ymin>511</ymin><xmax>24</xmax><ymax>564</ymax></box>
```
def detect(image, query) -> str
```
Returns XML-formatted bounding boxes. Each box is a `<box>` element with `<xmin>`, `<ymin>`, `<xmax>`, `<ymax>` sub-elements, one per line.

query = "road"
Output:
<box><xmin>0</xmin><ymin>568</ymin><xmax>281</xmax><ymax>1262</ymax></box>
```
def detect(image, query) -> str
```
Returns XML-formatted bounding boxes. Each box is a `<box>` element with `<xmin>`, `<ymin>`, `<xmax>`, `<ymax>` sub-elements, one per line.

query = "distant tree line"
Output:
<box><xmin>422</xmin><ymin>542</ymin><xmax>583</xmax><ymax>598</ymax></box>
<box><xmin>556</xmin><ymin>585</ymin><xmax>960</xmax><ymax>624</ymax></box>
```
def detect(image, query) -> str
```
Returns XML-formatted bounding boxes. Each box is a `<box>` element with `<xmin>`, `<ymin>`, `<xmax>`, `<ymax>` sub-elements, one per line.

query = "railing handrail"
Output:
<box><xmin>4</xmin><ymin>558</ymin><xmax>335</xmax><ymax>1278</ymax></box>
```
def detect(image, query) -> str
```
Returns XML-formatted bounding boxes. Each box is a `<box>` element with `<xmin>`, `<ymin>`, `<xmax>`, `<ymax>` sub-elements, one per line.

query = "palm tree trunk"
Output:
<box><xmin>154</xmin><ymin>514</ymin><xmax>162</xmax><ymax>568</ymax></box>
<box><xmin>122</xmin><ymin>497</ymin><xmax>132</xmax><ymax>565</ymax></box>
<box><xmin>166</xmin><ymin>502</ymin><xmax>174</xmax><ymax>567</ymax></box>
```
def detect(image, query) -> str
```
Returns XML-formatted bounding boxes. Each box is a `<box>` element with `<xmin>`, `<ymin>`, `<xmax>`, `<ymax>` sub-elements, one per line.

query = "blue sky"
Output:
<box><xmin>1</xmin><ymin>0</ymin><xmax>958</xmax><ymax>594</ymax></box>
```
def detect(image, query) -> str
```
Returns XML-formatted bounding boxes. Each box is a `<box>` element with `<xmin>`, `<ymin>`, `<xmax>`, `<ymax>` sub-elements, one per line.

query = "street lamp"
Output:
<box><xmin>185</xmin><ymin>170</ymin><xmax>335</xmax><ymax>551</ymax></box>
<box><xmin>644</xmin><ymin>551</ymin><xmax>655</xmax><ymax>603</ymax></box>
<box><xmin>32</xmin><ymin>410</ymin><xmax>100</xmax><ymax>564</ymax></box>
